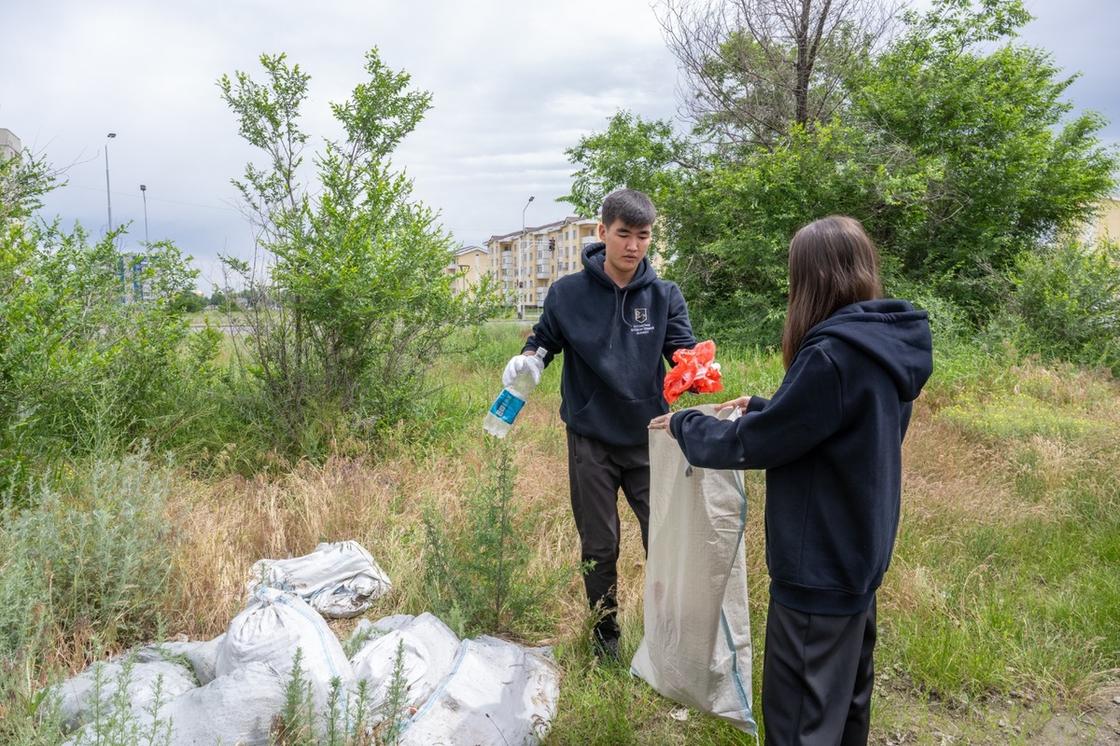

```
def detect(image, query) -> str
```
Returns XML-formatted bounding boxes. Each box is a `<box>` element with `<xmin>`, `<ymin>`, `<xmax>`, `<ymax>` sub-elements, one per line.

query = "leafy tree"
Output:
<box><xmin>0</xmin><ymin>146</ymin><xmax>59</xmax><ymax>224</ymax></box>
<box><xmin>218</xmin><ymin>49</ymin><xmax>500</xmax><ymax>451</ymax></box>
<box><xmin>565</xmin><ymin>0</ymin><xmax>1117</xmax><ymax>343</ymax></box>
<box><xmin>562</xmin><ymin>112</ymin><xmax>693</xmax><ymax>219</ymax></box>
<box><xmin>171</xmin><ymin>289</ymin><xmax>208</xmax><ymax>313</ymax></box>
<box><xmin>849</xmin><ymin>0</ymin><xmax>1117</xmax><ymax>316</ymax></box>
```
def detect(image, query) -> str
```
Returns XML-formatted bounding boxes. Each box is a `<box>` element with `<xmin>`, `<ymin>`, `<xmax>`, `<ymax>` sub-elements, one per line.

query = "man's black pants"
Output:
<box><xmin>566</xmin><ymin>429</ymin><xmax>650</xmax><ymax>642</ymax></box>
<box><xmin>762</xmin><ymin>596</ymin><xmax>877</xmax><ymax>746</ymax></box>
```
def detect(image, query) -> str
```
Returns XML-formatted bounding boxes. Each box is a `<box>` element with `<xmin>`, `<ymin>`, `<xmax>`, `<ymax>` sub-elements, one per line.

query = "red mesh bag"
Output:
<box><xmin>663</xmin><ymin>340</ymin><xmax>723</xmax><ymax>404</ymax></box>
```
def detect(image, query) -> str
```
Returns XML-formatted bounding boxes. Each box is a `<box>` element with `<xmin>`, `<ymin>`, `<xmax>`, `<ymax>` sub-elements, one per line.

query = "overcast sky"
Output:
<box><xmin>2</xmin><ymin>0</ymin><xmax>1116</xmax><ymax>293</ymax></box>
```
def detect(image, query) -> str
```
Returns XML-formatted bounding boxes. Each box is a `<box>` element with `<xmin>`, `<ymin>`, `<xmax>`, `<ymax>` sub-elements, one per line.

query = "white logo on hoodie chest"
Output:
<box><xmin>630</xmin><ymin>307</ymin><xmax>655</xmax><ymax>335</ymax></box>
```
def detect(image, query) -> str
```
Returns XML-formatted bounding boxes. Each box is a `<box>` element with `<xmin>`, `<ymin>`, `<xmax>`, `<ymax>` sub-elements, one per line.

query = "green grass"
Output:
<box><xmin>3</xmin><ymin>324</ymin><xmax>1118</xmax><ymax>744</ymax></box>
<box><xmin>863</xmin><ymin>344</ymin><xmax>1120</xmax><ymax>738</ymax></box>
<box><xmin>535</xmin><ymin>339</ymin><xmax>1120</xmax><ymax>741</ymax></box>
<box><xmin>281</xmin><ymin>325</ymin><xmax>1120</xmax><ymax>740</ymax></box>
<box><xmin>883</xmin><ymin>469</ymin><xmax>1120</xmax><ymax>703</ymax></box>
<box><xmin>184</xmin><ymin>309</ymin><xmax>248</xmax><ymax>327</ymax></box>
<box><xmin>940</xmin><ymin>395</ymin><xmax>1103</xmax><ymax>442</ymax></box>
<box><xmin>548</xmin><ymin>613</ymin><xmax>757</xmax><ymax>745</ymax></box>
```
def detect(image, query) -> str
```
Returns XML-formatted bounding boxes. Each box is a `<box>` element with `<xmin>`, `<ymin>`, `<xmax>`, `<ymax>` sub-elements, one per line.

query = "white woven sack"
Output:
<box><xmin>248</xmin><ymin>540</ymin><xmax>392</xmax><ymax>618</ymax></box>
<box><xmin>157</xmin><ymin>661</ymin><xmax>286</xmax><ymax>746</ymax></box>
<box><xmin>54</xmin><ymin>656</ymin><xmax>197</xmax><ymax>733</ymax></box>
<box><xmin>216</xmin><ymin>586</ymin><xmax>354</xmax><ymax>692</ymax></box>
<box><xmin>138</xmin><ymin>634</ymin><xmax>225</xmax><ymax>685</ymax></box>
<box><xmin>399</xmin><ymin>636</ymin><xmax>560</xmax><ymax>746</ymax></box>
<box><xmin>631</xmin><ymin>404</ymin><xmax>756</xmax><ymax>733</ymax></box>
<box><xmin>350</xmin><ymin>612</ymin><xmax>460</xmax><ymax>716</ymax></box>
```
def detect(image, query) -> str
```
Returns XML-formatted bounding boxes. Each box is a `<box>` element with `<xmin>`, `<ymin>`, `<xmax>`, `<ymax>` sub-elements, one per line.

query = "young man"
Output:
<box><xmin>501</xmin><ymin>188</ymin><xmax>697</xmax><ymax>658</ymax></box>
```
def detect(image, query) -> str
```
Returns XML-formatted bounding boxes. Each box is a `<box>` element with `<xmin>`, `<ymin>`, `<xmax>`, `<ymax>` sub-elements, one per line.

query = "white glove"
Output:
<box><xmin>502</xmin><ymin>353</ymin><xmax>544</xmax><ymax>388</ymax></box>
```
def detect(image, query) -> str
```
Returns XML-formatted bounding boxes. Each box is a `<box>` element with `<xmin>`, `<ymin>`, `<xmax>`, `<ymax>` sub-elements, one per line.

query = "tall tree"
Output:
<box><xmin>659</xmin><ymin>0</ymin><xmax>898</xmax><ymax>149</ymax></box>
<box><xmin>566</xmin><ymin>0</ymin><xmax>1117</xmax><ymax>342</ymax></box>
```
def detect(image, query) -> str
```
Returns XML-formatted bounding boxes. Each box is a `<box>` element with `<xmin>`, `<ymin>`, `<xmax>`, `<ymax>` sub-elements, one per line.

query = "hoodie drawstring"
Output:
<box><xmin>609</xmin><ymin>288</ymin><xmax>635</xmax><ymax>352</ymax></box>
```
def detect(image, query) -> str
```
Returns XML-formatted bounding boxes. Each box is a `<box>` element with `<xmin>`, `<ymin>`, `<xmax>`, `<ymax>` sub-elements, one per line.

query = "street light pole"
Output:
<box><xmin>139</xmin><ymin>184</ymin><xmax>149</xmax><ymax>245</ymax></box>
<box><xmin>519</xmin><ymin>195</ymin><xmax>534</xmax><ymax>320</ymax></box>
<box><xmin>104</xmin><ymin>132</ymin><xmax>116</xmax><ymax>235</ymax></box>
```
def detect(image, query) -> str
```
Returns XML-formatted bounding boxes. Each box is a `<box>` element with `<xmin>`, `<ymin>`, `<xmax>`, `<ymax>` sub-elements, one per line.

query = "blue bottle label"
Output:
<box><xmin>490</xmin><ymin>389</ymin><xmax>525</xmax><ymax>425</ymax></box>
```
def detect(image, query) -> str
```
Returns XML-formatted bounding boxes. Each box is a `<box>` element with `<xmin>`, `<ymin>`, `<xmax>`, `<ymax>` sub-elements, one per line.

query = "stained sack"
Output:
<box><xmin>247</xmin><ymin>540</ymin><xmax>392</xmax><ymax>618</ymax></box>
<box><xmin>53</xmin><ymin>655</ymin><xmax>197</xmax><ymax>734</ymax></box>
<box><xmin>398</xmin><ymin>636</ymin><xmax>560</xmax><ymax>746</ymax></box>
<box><xmin>631</xmin><ymin>404</ymin><xmax>756</xmax><ymax>733</ymax></box>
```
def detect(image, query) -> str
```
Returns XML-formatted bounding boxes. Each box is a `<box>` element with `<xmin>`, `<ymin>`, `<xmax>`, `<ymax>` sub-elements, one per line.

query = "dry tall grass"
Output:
<box><xmin>162</xmin><ymin>403</ymin><xmax>598</xmax><ymax>645</ymax></box>
<box><xmin>116</xmin><ymin>352</ymin><xmax>1120</xmax><ymax>743</ymax></box>
<box><xmin>158</xmin><ymin>379</ymin><xmax>1073</xmax><ymax>647</ymax></box>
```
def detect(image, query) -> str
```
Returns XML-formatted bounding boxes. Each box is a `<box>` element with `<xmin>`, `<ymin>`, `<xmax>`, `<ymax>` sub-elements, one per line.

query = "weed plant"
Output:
<box><xmin>0</xmin><ymin>454</ymin><xmax>175</xmax><ymax>745</ymax></box>
<box><xmin>0</xmin><ymin>453</ymin><xmax>174</xmax><ymax>666</ymax></box>
<box><xmin>271</xmin><ymin>645</ymin><xmax>409</xmax><ymax>746</ymax></box>
<box><xmin>423</xmin><ymin>439</ymin><xmax>570</xmax><ymax>639</ymax></box>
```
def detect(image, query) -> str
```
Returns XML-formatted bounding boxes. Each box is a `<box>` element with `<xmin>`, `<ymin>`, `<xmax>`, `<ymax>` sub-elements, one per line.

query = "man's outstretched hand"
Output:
<box><xmin>502</xmin><ymin>353</ymin><xmax>544</xmax><ymax>388</ymax></box>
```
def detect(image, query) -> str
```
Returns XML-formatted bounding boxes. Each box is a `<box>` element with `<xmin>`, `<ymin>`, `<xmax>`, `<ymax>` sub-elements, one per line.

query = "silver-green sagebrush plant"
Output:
<box><xmin>0</xmin><ymin>454</ymin><xmax>175</xmax><ymax>745</ymax></box>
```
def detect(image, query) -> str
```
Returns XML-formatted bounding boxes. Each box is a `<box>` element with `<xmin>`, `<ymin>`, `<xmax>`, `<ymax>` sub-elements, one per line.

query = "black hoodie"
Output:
<box><xmin>524</xmin><ymin>242</ymin><xmax>697</xmax><ymax>447</ymax></box>
<box><xmin>669</xmin><ymin>299</ymin><xmax>933</xmax><ymax>615</ymax></box>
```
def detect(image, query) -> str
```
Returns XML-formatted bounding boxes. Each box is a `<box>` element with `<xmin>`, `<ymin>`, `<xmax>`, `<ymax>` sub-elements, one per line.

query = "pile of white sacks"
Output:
<box><xmin>51</xmin><ymin>541</ymin><xmax>560</xmax><ymax>745</ymax></box>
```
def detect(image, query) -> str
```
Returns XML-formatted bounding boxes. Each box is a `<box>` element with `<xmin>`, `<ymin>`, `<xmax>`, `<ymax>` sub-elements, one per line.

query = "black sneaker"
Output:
<box><xmin>593</xmin><ymin>635</ymin><xmax>621</xmax><ymax>663</ymax></box>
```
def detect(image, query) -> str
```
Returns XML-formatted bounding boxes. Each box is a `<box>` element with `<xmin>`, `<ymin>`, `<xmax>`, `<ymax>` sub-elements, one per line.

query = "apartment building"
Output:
<box><xmin>117</xmin><ymin>253</ymin><xmax>154</xmax><ymax>303</ymax></box>
<box><xmin>0</xmin><ymin>128</ymin><xmax>21</xmax><ymax>160</ymax></box>
<box><xmin>1082</xmin><ymin>197</ymin><xmax>1120</xmax><ymax>243</ymax></box>
<box><xmin>484</xmin><ymin>216</ymin><xmax>600</xmax><ymax>309</ymax></box>
<box><xmin>446</xmin><ymin>244</ymin><xmax>490</xmax><ymax>294</ymax></box>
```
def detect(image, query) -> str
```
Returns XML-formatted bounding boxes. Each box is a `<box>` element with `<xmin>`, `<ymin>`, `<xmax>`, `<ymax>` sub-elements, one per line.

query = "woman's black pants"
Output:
<box><xmin>762</xmin><ymin>595</ymin><xmax>877</xmax><ymax>745</ymax></box>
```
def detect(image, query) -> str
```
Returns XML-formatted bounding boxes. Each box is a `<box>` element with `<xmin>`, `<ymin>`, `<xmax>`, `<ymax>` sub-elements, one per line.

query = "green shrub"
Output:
<box><xmin>0</xmin><ymin>219</ymin><xmax>199</xmax><ymax>501</ymax></box>
<box><xmin>215</xmin><ymin>50</ymin><xmax>501</xmax><ymax>458</ymax></box>
<box><xmin>423</xmin><ymin>441</ymin><xmax>569</xmax><ymax>638</ymax></box>
<box><xmin>0</xmin><ymin>453</ymin><xmax>174</xmax><ymax>667</ymax></box>
<box><xmin>1012</xmin><ymin>239</ymin><xmax>1120</xmax><ymax>374</ymax></box>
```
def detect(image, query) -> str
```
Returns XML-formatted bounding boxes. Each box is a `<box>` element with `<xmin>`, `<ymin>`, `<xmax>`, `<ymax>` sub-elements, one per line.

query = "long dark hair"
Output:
<box><xmin>781</xmin><ymin>216</ymin><xmax>883</xmax><ymax>369</ymax></box>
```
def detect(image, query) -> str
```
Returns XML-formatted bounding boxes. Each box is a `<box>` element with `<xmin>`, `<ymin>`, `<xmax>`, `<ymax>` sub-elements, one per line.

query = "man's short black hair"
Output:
<box><xmin>601</xmin><ymin>188</ymin><xmax>656</xmax><ymax>229</ymax></box>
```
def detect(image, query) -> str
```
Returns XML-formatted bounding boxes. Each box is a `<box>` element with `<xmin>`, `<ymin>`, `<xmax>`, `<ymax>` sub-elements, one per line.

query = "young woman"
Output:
<box><xmin>649</xmin><ymin>215</ymin><xmax>932</xmax><ymax>745</ymax></box>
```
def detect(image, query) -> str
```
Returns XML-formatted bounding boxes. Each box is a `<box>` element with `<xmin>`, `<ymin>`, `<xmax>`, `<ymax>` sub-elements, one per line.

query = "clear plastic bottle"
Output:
<box><xmin>483</xmin><ymin>347</ymin><xmax>549</xmax><ymax>438</ymax></box>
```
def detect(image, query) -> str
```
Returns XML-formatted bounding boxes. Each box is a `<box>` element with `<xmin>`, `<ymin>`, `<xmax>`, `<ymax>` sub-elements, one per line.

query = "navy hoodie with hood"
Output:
<box><xmin>669</xmin><ymin>299</ymin><xmax>933</xmax><ymax>616</ymax></box>
<box><xmin>524</xmin><ymin>242</ymin><xmax>697</xmax><ymax>447</ymax></box>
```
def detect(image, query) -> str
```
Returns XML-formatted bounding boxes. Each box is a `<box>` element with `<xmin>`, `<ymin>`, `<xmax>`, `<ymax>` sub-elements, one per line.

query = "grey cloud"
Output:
<box><xmin>3</xmin><ymin>0</ymin><xmax>1114</xmax><ymax>285</ymax></box>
